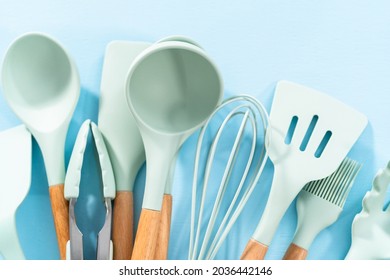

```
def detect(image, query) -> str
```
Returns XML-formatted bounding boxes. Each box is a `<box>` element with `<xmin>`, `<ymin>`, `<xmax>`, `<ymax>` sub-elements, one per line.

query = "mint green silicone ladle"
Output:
<box><xmin>126</xmin><ymin>38</ymin><xmax>223</xmax><ymax>259</ymax></box>
<box><xmin>1</xmin><ymin>33</ymin><xmax>80</xmax><ymax>259</ymax></box>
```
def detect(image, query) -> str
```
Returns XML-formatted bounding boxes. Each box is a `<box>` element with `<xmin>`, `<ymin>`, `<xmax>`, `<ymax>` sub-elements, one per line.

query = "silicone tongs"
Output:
<box><xmin>64</xmin><ymin>120</ymin><xmax>116</xmax><ymax>260</ymax></box>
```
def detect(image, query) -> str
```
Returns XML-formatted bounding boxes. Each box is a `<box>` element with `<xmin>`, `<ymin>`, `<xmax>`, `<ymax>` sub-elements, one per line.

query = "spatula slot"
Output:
<box><xmin>314</xmin><ymin>130</ymin><xmax>332</xmax><ymax>158</ymax></box>
<box><xmin>299</xmin><ymin>115</ymin><xmax>318</xmax><ymax>152</ymax></box>
<box><xmin>284</xmin><ymin>116</ymin><xmax>298</xmax><ymax>145</ymax></box>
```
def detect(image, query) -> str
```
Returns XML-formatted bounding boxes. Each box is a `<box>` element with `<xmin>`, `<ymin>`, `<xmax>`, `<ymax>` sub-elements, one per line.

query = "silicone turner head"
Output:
<box><xmin>267</xmin><ymin>81</ymin><xmax>368</xmax><ymax>185</ymax></box>
<box><xmin>253</xmin><ymin>80</ymin><xmax>368</xmax><ymax>246</ymax></box>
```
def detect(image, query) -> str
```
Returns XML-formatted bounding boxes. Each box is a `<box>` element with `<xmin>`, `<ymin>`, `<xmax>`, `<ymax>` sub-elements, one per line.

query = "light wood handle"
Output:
<box><xmin>240</xmin><ymin>238</ymin><xmax>268</xmax><ymax>260</ymax></box>
<box><xmin>48</xmin><ymin>184</ymin><xmax>69</xmax><ymax>260</ymax></box>
<box><xmin>283</xmin><ymin>243</ymin><xmax>308</xmax><ymax>260</ymax></box>
<box><xmin>112</xmin><ymin>191</ymin><xmax>134</xmax><ymax>260</ymax></box>
<box><xmin>154</xmin><ymin>194</ymin><xmax>172</xmax><ymax>260</ymax></box>
<box><xmin>131</xmin><ymin>208</ymin><xmax>161</xmax><ymax>260</ymax></box>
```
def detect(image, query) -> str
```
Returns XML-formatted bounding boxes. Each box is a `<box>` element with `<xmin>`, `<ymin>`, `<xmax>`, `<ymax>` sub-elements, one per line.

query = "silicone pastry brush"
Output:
<box><xmin>64</xmin><ymin>120</ymin><xmax>115</xmax><ymax>260</ymax></box>
<box><xmin>283</xmin><ymin>157</ymin><xmax>361</xmax><ymax>260</ymax></box>
<box><xmin>345</xmin><ymin>161</ymin><xmax>390</xmax><ymax>260</ymax></box>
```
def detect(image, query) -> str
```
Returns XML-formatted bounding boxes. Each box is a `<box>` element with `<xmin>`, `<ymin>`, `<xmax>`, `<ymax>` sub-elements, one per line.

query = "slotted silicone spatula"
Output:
<box><xmin>241</xmin><ymin>80</ymin><xmax>368</xmax><ymax>259</ymax></box>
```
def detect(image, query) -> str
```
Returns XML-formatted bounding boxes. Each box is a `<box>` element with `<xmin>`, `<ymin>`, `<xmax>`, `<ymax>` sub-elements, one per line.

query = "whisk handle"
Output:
<box><xmin>240</xmin><ymin>238</ymin><xmax>268</xmax><ymax>260</ymax></box>
<box><xmin>283</xmin><ymin>243</ymin><xmax>308</xmax><ymax>260</ymax></box>
<box><xmin>154</xmin><ymin>194</ymin><xmax>173</xmax><ymax>259</ymax></box>
<box><xmin>131</xmin><ymin>208</ymin><xmax>161</xmax><ymax>260</ymax></box>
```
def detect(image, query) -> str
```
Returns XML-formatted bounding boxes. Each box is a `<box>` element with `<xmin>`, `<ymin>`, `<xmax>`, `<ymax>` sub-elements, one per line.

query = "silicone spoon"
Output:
<box><xmin>126</xmin><ymin>38</ymin><xmax>223</xmax><ymax>259</ymax></box>
<box><xmin>1</xmin><ymin>32</ymin><xmax>80</xmax><ymax>259</ymax></box>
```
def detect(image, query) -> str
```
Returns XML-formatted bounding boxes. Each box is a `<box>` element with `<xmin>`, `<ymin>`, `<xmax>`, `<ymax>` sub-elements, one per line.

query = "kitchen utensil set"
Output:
<box><xmin>0</xmin><ymin>32</ymin><xmax>383</xmax><ymax>260</ymax></box>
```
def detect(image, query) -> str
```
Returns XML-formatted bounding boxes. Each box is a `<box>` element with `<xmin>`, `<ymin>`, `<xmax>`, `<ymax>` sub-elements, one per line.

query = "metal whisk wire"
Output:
<box><xmin>189</xmin><ymin>95</ymin><xmax>270</xmax><ymax>260</ymax></box>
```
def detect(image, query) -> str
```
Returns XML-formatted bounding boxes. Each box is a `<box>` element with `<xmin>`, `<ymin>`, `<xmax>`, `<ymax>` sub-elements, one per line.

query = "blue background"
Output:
<box><xmin>0</xmin><ymin>0</ymin><xmax>389</xmax><ymax>260</ymax></box>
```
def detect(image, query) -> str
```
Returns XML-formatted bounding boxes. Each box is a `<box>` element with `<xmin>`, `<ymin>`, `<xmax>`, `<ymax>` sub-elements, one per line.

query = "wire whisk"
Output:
<box><xmin>188</xmin><ymin>95</ymin><xmax>270</xmax><ymax>260</ymax></box>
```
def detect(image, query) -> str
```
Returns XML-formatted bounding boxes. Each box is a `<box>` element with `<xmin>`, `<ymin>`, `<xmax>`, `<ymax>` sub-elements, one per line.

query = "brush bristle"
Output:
<box><xmin>303</xmin><ymin>157</ymin><xmax>361</xmax><ymax>207</ymax></box>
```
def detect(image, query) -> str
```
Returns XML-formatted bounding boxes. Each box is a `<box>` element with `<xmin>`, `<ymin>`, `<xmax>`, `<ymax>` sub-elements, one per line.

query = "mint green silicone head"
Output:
<box><xmin>252</xmin><ymin>81</ymin><xmax>367</xmax><ymax>247</ymax></box>
<box><xmin>0</xmin><ymin>125</ymin><xmax>31</xmax><ymax>259</ymax></box>
<box><xmin>128</xmin><ymin>42</ymin><xmax>222</xmax><ymax>134</ymax></box>
<box><xmin>151</xmin><ymin>35</ymin><xmax>203</xmax><ymax>195</ymax></box>
<box><xmin>126</xmin><ymin>40</ymin><xmax>223</xmax><ymax>210</ymax></box>
<box><xmin>1</xmin><ymin>33</ymin><xmax>80</xmax><ymax>186</ymax></box>
<box><xmin>98</xmin><ymin>41</ymin><xmax>151</xmax><ymax>192</ymax></box>
<box><xmin>346</xmin><ymin>161</ymin><xmax>390</xmax><ymax>260</ymax></box>
<box><xmin>65</xmin><ymin>120</ymin><xmax>116</xmax><ymax>200</ymax></box>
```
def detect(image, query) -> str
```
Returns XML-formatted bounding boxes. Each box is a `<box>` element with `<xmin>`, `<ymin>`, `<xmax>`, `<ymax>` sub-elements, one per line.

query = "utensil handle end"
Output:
<box><xmin>131</xmin><ymin>208</ymin><xmax>161</xmax><ymax>260</ymax></box>
<box><xmin>49</xmin><ymin>184</ymin><xmax>69</xmax><ymax>260</ymax></box>
<box><xmin>154</xmin><ymin>194</ymin><xmax>172</xmax><ymax>260</ymax></box>
<box><xmin>240</xmin><ymin>238</ymin><xmax>268</xmax><ymax>260</ymax></box>
<box><xmin>112</xmin><ymin>191</ymin><xmax>134</xmax><ymax>260</ymax></box>
<box><xmin>283</xmin><ymin>243</ymin><xmax>308</xmax><ymax>260</ymax></box>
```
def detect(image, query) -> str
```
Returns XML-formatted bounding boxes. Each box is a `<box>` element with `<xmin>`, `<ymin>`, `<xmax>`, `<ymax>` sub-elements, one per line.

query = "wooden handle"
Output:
<box><xmin>240</xmin><ymin>238</ymin><xmax>268</xmax><ymax>260</ymax></box>
<box><xmin>48</xmin><ymin>184</ymin><xmax>69</xmax><ymax>260</ymax></box>
<box><xmin>154</xmin><ymin>194</ymin><xmax>172</xmax><ymax>260</ymax></box>
<box><xmin>283</xmin><ymin>243</ymin><xmax>308</xmax><ymax>260</ymax></box>
<box><xmin>112</xmin><ymin>191</ymin><xmax>134</xmax><ymax>260</ymax></box>
<box><xmin>131</xmin><ymin>208</ymin><xmax>161</xmax><ymax>260</ymax></box>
